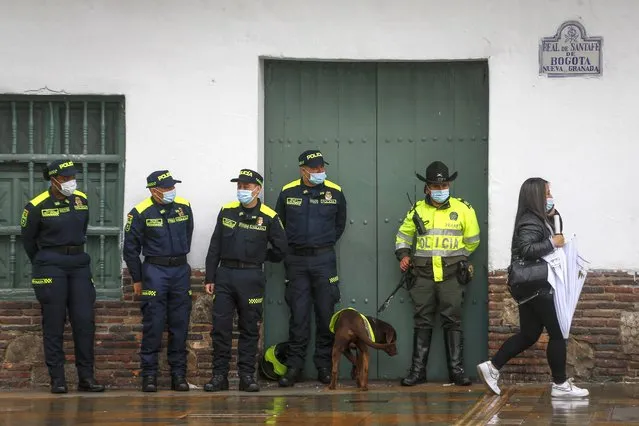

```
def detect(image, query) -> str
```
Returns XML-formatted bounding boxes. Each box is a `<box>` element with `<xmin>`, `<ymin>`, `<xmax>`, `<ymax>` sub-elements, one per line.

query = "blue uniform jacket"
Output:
<box><xmin>205</xmin><ymin>200</ymin><xmax>288</xmax><ymax>283</ymax></box>
<box><xmin>123</xmin><ymin>196</ymin><xmax>194</xmax><ymax>282</ymax></box>
<box><xmin>21</xmin><ymin>189</ymin><xmax>90</xmax><ymax>262</ymax></box>
<box><xmin>274</xmin><ymin>179</ymin><xmax>347</xmax><ymax>249</ymax></box>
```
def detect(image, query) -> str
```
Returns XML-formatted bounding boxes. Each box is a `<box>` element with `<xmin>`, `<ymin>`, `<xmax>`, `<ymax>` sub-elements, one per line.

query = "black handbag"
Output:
<box><xmin>507</xmin><ymin>258</ymin><xmax>548</xmax><ymax>302</ymax></box>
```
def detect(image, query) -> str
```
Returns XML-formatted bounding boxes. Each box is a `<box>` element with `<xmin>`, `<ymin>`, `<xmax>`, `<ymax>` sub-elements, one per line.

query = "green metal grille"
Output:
<box><xmin>0</xmin><ymin>96</ymin><xmax>125</xmax><ymax>300</ymax></box>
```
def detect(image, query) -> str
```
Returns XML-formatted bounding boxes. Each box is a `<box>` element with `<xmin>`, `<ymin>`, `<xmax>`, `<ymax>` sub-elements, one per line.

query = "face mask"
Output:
<box><xmin>430</xmin><ymin>189</ymin><xmax>449</xmax><ymax>204</ymax></box>
<box><xmin>309</xmin><ymin>172</ymin><xmax>326</xmax><ymax>185</ymax></box>
<box><xmin>54</xmin><ymin>178</ymin><xmax>77</xmax><ymax>197</ymax></box>
<box><xmin>157</xmin><ymin>188</ymin><xmax>176</xmax><ymax>204</ymax></box>
<box><xmin>546</xmin><ymin>198</ymin><xmax>555</xmax><ymax>213</ymax></box>
<box><xmin>237</xmin><ymin>189</ymin><xmax>256</xmax><ymax>205</ymax></box>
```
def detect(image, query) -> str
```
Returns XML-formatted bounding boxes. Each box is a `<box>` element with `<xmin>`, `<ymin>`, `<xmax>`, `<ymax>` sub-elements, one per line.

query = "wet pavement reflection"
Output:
<box><xmin>1</xmin><ymin>382</ymin><xmax>638</xmax><ymax>425</ymax></box>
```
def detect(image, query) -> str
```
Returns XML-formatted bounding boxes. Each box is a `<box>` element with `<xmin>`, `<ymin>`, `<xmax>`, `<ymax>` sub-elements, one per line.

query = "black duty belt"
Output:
<box><xmin>42</xmin><ymin>245</ymin><xmax>84</xmax><ymax>255</ymax></box>
<box><xmin>220</xmin><ymin>260</ymin><xmax>262</xmax><ymax>269</ymax></box>
<box><xmin>145</xmin><ymin>255</ymin><xmax>187</xmax><ymax>267</ymax></box>
<box><xmin>290</xmin><ymin>246</ymin><xmax>334</xmax><ymax>256</ymax></box>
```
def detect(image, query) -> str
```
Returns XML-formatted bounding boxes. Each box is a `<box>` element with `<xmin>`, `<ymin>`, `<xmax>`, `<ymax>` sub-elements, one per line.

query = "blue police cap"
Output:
<box><xmin>230</xmin><ymin>169</ymin><xmax>264</xmax><ymax>186</ymax></box>
<box><xmin>146</xmin><ymin>170</ymin><xmax>182</xmax><ymax>188</ymax></box>
<box><xmin>298</xmin><ymin>150</ymin><xmax>329</xmax><ymax>168</ymax></box>
<box><xmin>45</xmin><ymin>160</ymin><xmax>78</xmax><ymax>179</ymax></box>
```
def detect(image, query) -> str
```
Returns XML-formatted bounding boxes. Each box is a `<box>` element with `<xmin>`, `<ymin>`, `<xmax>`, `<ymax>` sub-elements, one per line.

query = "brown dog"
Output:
<box><xmin>328</xmin><ymin>308</ymin><xmax>398</xmax><ymax>391</ymax></box>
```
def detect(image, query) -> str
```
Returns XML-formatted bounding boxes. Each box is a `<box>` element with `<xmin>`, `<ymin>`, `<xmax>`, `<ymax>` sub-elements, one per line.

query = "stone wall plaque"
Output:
<box><xmin>539</xmin><ymin>21</ymin><xmax>602</xmax><ymax>77</ymax></box>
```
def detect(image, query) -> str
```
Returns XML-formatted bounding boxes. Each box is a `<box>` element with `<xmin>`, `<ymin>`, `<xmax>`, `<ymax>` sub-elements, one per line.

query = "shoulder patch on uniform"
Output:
<box><xmin>222</xmin><ymin>201</ymin><xmax>241</xmax><ymax>210</ymax></box>
<box><xmin>125</xmin><ymin>213</ymin><xmax>134</xmax><ymax>232</ymax></box>
<box><xmin>174</xmin><ymin>196</ymin><xmax>190</xmax><ymax>207</ymax></box>
<box><xmin>282</xmin><ymin>179</ymin><xmax>302</xmax><ymax>191</ymax></box>
<box><xmin>323</xmin><ymin>180</ymin><xmax>342</xmax><ymax>191</ymax></box>
<box><xmin>455</xmin><ymin>198</ymin><xmax>473</xmax><ymax>209</ymax></box>
<box><xmin>259</xmin><ymin>204</ymin><xmax>277</xmax><ymax>218</ymax></box>
<box><xmin>135</xmin><ymin>198</ymin><xmax>154</xmax><ymax>214</ymax></box>
<box><xmin>20</xmin><ymin>209</ymin><xmax>29</xmax><ymax>227</ymax></box>
<box><xmin>29</xmin><ymin>191</ymin><xmax>50</xmax><ymax>207</ymax></box>
<box><xmin>73</xmin><ymin>190</ymin><xmax>87</xmax><ymax>199</ymax></box>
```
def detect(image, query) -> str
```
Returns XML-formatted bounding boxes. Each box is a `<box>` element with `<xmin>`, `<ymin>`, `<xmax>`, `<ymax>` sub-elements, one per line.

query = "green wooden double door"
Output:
<box><xmin>263</xmin><ymin>60</ymin><xmax>489</xmax><ymax>380</ymax></box>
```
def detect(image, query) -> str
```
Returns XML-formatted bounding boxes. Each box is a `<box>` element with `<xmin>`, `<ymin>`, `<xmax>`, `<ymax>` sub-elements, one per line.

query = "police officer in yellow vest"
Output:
<box><xmin>395</xmin><ymin>161</ymin><xmax>480</xmax><ymax>387</ymax></box>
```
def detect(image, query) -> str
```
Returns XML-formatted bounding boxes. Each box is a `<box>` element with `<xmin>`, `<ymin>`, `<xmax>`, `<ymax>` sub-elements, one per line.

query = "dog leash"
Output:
<box><xmin>377</xmin><ymin>270</ymin><xmax>410</xmax><ymax>314</ymax></box>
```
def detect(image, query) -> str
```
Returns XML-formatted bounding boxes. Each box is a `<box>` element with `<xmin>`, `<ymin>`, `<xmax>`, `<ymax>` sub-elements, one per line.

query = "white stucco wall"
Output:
<box><xmin>1</xmin><ymin>0</ymin><xmax>637</xmax><ymax>271</ymax></box>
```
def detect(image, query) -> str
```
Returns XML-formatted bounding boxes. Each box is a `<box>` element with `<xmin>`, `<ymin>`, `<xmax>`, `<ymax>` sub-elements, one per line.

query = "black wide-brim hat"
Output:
<box><xmin>416</xmin><ymin>160</ymin><xmax>458</xmax><ymax>184</ymax></box>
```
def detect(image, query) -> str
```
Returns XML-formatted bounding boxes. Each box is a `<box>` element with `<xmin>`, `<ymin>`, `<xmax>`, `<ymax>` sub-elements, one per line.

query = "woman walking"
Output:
<box><xmin>477</xmin><ymin>177</ymin><xmax>588</xmax><ymax>399</ymax></box>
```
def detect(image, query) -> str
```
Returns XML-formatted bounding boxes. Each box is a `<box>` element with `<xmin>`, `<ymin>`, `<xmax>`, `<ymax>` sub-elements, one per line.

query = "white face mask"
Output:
<box><xmin>54</xmin><ymin>178</ymin><xmax>77</xmax><ymax>197</ymax></box>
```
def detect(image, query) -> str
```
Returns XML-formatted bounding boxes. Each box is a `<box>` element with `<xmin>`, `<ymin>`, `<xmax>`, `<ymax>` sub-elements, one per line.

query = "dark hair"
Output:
<box><xmin>513</xmin><ymin>177</ymin><xmax>550</xmax><ymax>237</ymax></box>
<box><xmin>42</xmin><ymin>166</ymin><xmax>50</xmax><ymax>181</ymax></box>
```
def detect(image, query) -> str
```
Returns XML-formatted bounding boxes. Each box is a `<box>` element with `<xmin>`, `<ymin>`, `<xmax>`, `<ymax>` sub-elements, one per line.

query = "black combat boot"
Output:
<box><xmin>317</xmin><ymin>367</ymin><xmax>331</xmax><ymax>384</ymax></box>
<box><xmin>401</xmin><ymin>328</ymin><xmax>432</xmax><ymax>386</ymax></box>
<box><xmin>51</xmin><ymin>377</ymin><xmax>68</xmax><ymax>394</ymax></box>
<box><xmin>278</xmin><ymin>367</ymin><xmax>300</xmax><ymax>388</ymax></box>
<box><xmin>171</xmin><ymin>375</ymin><xmax>190</xmax><ymax>392</ymax></box>
<box><xmin>141</xmin><ymin>375</ymin><xmax>157</xmax><ymax>392</ymax></box>
<box><xmin>444</xmin><ymin>329</ymin><xmax>472</xmax><ymax>386</ymax></box>
<box><xmin>78</xmin><ymin>377</ymin><xmax>105</xmax><ymax>392</ymax></box>
<box><xmin>49</xmin><ymin>366</ymin><xmax>67</xmax><ymax>394</ymax></box>
<box><xmin>203</xmin><ymin>374</ymin><xmax>229</xmax><ymax>392</ymax></box>
<box><xmin>239</xmin><ymin>374</ymin><xmax>260</xmax><ymax>392</ymax></box>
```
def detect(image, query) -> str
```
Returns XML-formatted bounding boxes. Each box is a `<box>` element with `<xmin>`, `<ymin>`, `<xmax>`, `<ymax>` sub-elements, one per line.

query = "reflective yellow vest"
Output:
<box><xmin>395</xmin><ymin>197</ymin><xmax>480</xmax><ymax>282</ymax></box>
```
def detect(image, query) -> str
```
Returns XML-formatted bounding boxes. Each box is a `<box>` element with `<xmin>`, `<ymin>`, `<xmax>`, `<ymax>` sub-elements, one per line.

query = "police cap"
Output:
<box><xmin>44</xmin><ymin>159</ymin><xmax>78</xmax><ymax>180</ymax></box>
<box><xmin>230</xmin><ymin>169</ymin><xmax>263</xmax><ymax>186</ymax></box>
<box><xmin>298</xmin><ymin>149</ymin><xmax>330</xmax><ymax>168</ymax></box>
<box><xmin>146</xmin><ymin>170</ymin><xmax>182</xmax><ymax>188</ymax></box>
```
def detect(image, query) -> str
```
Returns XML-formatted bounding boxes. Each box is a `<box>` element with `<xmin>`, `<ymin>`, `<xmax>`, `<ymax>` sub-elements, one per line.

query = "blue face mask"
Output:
<box><xmin>546</xmin><ymin>198</ymin><xmax>555</xmax><ymax>212</ymax></box>
<box><xmin>237</xmin><ymin>189</ymin><xmax>256</xmax><ymax>205</ymax></box>
<box><xmin>161</xmin><ymin>189</ymin><xmax>176</xmax><ymax>204</ymax></box>
<box><xmin>309</xmin><ymin>172</ymin><xmax>326</xmax><ymax>185</ymax></box>
<box><xmin>430</xmin><ymin>189</ymin><xmax>450</xmax><ymax>204</ymax></box>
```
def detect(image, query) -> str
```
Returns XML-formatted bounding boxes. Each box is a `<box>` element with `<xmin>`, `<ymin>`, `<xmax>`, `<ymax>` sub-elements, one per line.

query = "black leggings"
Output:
<box><xmin>491</xmin><ymin>293</ymin><xmax>567</xmax><ymax>384</ymax></box>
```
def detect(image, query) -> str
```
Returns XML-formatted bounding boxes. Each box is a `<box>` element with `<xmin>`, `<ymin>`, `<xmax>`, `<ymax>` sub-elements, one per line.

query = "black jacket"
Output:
<box><xmin>511</xmin><ymin>211</ymin><xmax>561</xmax><ymax>261</ymax></box>
<box><xmin>510</xmin><ymin>210</ymin><xmax>562</xmax><ymax>300</ymax></box>
<box><xmin>205</xmin><ymin>199</ymin><xmax>288</xmax><ymax>283</ymax></box>
<box><xmin>275</xmin><ymin>179</ymin><xmax>347</xmax><ymax>249</ymax></box>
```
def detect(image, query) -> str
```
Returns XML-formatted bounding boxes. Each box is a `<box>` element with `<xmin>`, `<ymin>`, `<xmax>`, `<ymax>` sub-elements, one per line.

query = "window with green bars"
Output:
<box><xmin>0</xmin><ymin>96</ymin><xmax>126</xmax><ymax>300</ymax></box>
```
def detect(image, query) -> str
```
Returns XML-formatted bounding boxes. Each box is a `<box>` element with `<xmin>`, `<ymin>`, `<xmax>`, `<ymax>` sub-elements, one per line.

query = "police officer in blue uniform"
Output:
<box><xmin>123</xmin><ymin>170</ymin><xmax>194</xmax><ymax>392</ymax></box>
<box><xmin>21</xmin><ymin>159</ymin><xmax>105</xmax><ymax>394</ymax></box>
<box><xmin>275</xmin><ymin>150</ymin><xmax>347</xmax><ymax>387</ymax></box>
<box><xmin>204</xmin><ymin>169</ymin><xmax>288</xmax><ymax>393</ymax></box>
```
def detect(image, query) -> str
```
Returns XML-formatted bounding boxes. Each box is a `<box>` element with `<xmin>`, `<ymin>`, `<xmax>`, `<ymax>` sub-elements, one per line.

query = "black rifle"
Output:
<box><xmin>407</xmin><ymin>192</ymin><xmax>427</xmax><ymax>235</ymax></box>
<box><xmin>377</xmin><ymin>270</ymin><xmax>415</xmax><ymax>314</ymax></box>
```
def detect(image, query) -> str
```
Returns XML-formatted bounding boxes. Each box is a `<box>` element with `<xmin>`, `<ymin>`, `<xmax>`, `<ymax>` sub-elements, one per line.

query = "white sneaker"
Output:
<box><xmin>551</xmin><ymin>378</ymin><xmax>589</xmax><ymax>399</ymax></box>
<box><xmin>476</xmin><ymin>361</ymin><xmax>501</xmax><ymax>396</ymax></box>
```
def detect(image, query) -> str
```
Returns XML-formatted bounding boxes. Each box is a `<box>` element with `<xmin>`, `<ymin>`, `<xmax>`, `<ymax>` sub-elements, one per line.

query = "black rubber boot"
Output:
<box><xmin>400</xmin><ymin>329</ymin><xmax>432</xmax><ymax>386</ymax></box>
<box><xmin>444</xmin><ymin>329</ymin><xmax>472</xmax><ymax>386</ymax></box>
